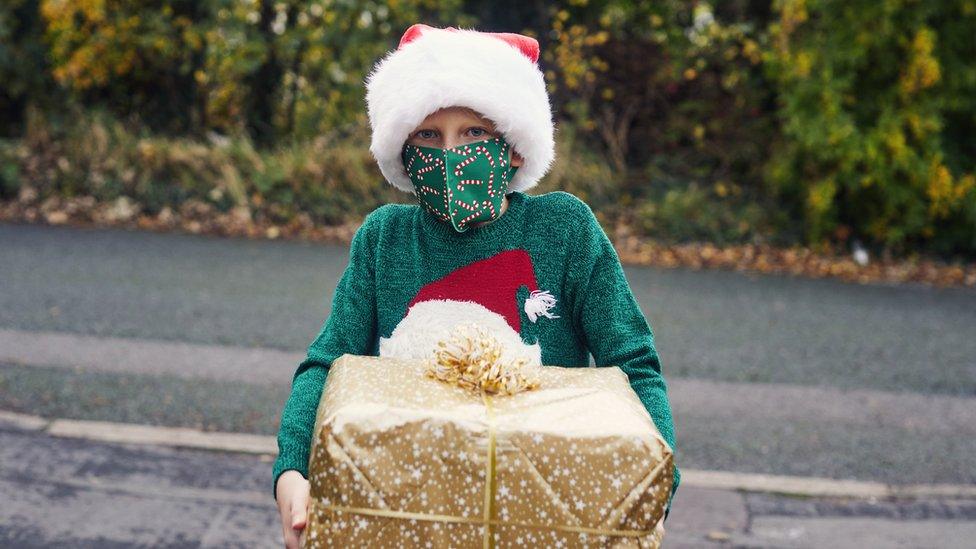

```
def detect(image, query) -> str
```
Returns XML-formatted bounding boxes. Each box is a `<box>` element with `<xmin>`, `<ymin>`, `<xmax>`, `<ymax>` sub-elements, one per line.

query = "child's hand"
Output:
<box><xmin>276</xmin><ymin>470</ymin><xmax>311</xmax><ymax>549</ymax></box>
<box><xmin>655</xmin><ymin>517</ymin><xmax>666</xmax><ymax>540</ymax></box>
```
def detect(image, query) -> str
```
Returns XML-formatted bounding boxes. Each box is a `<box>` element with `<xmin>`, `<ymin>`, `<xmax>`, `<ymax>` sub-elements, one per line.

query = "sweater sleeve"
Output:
<box><xmin>566</xmin><ymin>199</ymin><xmax>680</xmax><ymax>521</ymax></box>
<box><xmin>272</xmin><ymin>210</ymin><xmax>380</xmax><ymax>501</ymax></box>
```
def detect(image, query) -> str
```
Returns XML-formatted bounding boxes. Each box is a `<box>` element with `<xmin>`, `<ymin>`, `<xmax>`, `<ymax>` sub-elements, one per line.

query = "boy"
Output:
<box><xmin>274</xmin><ymin>24</ymin><xmax>679</xmax><ymax>547</ymax></box>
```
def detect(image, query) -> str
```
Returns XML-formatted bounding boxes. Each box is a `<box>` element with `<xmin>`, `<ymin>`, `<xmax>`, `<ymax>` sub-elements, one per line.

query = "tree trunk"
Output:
<box><xmin>244</xmin><ymin>0</ymin><xmax>284</xmax><ymax>148</ymax></box>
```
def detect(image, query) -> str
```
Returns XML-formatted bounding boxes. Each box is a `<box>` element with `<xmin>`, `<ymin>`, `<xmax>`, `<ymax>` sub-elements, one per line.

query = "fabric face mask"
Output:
<box><xmin>401</xmin><ymin>136</ymin><xmax>519</xmax><ymax>233</ymax></box>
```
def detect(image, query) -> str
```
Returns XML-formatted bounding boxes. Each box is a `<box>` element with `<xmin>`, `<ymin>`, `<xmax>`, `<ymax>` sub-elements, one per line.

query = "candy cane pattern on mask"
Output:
<box><xmin>456</xmin><ymin>178</ymin><xmax>487</xmax><ymax>189</ymax></box>
<box><xmin>455</xmin><ymin>212</ymin><xmax>479</xmax><ymax>230</ymax></box>
<box><xmin>406</xmin><ymin>145</ymin><xmax>450</xmax><ymax>221</ymax></box>
<box><xmin>476</xmin><ymin>143</ymin><xmax>497</xmax><ymax>167</ymax></box>
<box><xmin>457</xmin><ymin>145</ymin><xmax>491</xmax><ymax>192</ymax></box>
<box><xmin>402</xmin><ymin>136</ymin><xmax>519</xmax><ymax>233</ymax></box>
<box><xmin>408</xmin><ymin>146</ymin><xmax>440</xmax><ymax>170</ymax></box>
<box><xmin>450</xmin><ymin>138</ymin><xmax>513</xmax><ymax>227</ymax></box>
<box><xmin>419</xmin><ymin>199</ymin><xmax>450</xmax><ymax>221</ymax></box>
<box><xmin>415</xmin><ymin>160</ymin><xmax>444</xmax><ymax>178</ymax></box>
<box><xmin>414</xmin><ymin>185</ymin><xmax>441</xmax><ymax>197</ymax></box>
<box><xmin>453</xmin><ymin>199</ymin><xmax>497</xmax><ymax>230</ymax></box>
<box><xmin>455</xmin><ymin>142</ymin><xmax>510</xmax><ymax>197</ymax></box>
<box><xmin>474</xmin><ymin>143</ymin><xmax>504</xmax><ymax>197</ymax></box>
<box><xmin>451</xmin><ymin>150</ymin><xmax>478</xmax><ymax>176</ymax></box>
<box><xmin>480</xmin><ymin>199</ymin><xmax>497</xmax><ymax>219</ymax></box>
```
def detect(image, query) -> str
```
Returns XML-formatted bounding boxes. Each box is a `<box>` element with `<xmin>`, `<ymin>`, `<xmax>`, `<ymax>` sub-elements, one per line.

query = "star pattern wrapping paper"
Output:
<box><xmin>300</xmin><ymin>354</ymin><xmax>673</xmax><ymax>548</ymax></box>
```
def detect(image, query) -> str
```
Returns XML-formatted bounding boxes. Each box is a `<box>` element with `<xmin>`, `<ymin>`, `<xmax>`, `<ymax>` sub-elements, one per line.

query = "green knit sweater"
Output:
<box><xmin>273</xmin><ymin>189</ymin><xmax>680</xmax><ymax>519</ymax></box>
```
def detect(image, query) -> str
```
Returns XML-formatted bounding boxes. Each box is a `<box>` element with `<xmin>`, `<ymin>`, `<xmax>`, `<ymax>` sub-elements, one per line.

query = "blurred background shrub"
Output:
<box><xmin>0</xmin><ymin>0</ymin><xmax>973</xmax><ymax>258</ymax></box>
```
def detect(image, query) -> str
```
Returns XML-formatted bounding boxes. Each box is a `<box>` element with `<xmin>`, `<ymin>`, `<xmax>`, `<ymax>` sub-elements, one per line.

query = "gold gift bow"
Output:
<box><xmin>318</xmin><ymin>387</ymin><xmax>664</xmax><ymax>545</ymax></box>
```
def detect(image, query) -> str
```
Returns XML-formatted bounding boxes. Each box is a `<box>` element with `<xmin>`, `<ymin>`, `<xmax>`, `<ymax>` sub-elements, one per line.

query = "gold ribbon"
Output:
<box><xmin>318</xmin><ymin>386</ymin><xmax>658</xmax><ymax>543</ymax></box>
<box><xmin>481</xmin><ymin>389</ymin><xmax>497</xmax><ymax>549</ymax></box>
<box><xmin>317</xmin><ymin>502</ymin><xmax>655</xmax><ymax>537</ymax></box>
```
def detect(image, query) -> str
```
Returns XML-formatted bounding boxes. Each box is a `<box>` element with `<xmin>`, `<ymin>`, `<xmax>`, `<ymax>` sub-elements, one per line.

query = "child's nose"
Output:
<box><xmin>442</xmin><ymin>130</ymin><xmax>469</xmax><ymax>150</ymax></box>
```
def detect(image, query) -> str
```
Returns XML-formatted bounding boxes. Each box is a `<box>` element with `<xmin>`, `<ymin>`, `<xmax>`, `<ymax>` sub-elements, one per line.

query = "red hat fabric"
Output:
<box><xmin>398</xmin><ymin>24</ymin><xmax>540</xmax><ymax>63</ymax></box>
<box><xmin>408</xmin><ymin>249</ymin><xmax>543</xmax><ymax>334</ymax></box>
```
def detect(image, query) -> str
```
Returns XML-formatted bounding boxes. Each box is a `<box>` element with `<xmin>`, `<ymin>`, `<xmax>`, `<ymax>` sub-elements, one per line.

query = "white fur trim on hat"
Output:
<box><xmin>365</xmin><ymin>25</ymin><xmax>556</xmax><ymax>194</ymax></box>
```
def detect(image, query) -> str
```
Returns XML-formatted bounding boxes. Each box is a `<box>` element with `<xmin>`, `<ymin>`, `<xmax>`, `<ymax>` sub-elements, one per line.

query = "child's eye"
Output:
<box><xmin>415</xmin><ymin>129</ymin><xmax>438</xmax><ymax>139</ymax></box>
<box><xmin>467</xmin><ymin>127</ymin><xmax>489</xmax><ymax>137</ymax></box>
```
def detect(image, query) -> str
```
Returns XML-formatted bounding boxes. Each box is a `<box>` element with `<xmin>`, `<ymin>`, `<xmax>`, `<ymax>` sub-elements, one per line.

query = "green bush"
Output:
<box><xmin>33</xmin><ymin>0</ymin><xmax>466</xmax><ymax>144</ymax></box>
<box><xmin>2</xmin><ymin>1</ymin><xmax>975</xmax><ymax>258</ymax></box>
<box><xmin>0</xmin><ymin>141</ymin><xmax>20</xmax><ymax>198</ymax></box>
<box><xmin>10</xmin><ymin>106</ymin><xmax>405</xmax><ymax>225</ymax></box>
<box><xmin>0</xmin><ymin>0</ymin><xmax>56</xmax><ymax>138</ymax></box>
<box><xmin>765</xmin><ymin>0</ymin><xmax>976</xmax><ymax>256</ymax></box>
<box><xmin>532</xmin><ymin>123</ymin><xmax>623</xmax><ymax>217</ymax></box>
<box><xmin>537</xmin><ymin>1</ymin><xmax>778</xmax><ymax>242</ymax></box>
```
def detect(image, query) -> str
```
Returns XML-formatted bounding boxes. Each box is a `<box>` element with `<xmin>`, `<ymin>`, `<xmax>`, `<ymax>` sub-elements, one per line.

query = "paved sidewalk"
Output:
<box><xmin>0</xmin><ymin>414</ymin><xmax>280</xmax><ymax>548</ymax></box>
<box><xmin>3</xmin><ymin>413</ymin><xmax>975</xmax><ymax>548</ymax></box>
<box><xmin>666</xmin><ymin>485</ymin><xmax>976</xmax><ymax>548</ymax></box>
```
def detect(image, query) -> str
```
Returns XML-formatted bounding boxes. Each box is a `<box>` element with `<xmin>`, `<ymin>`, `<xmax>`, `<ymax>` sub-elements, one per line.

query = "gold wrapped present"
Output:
<box><xmin>300</xmin><ymin>353</ymin><xmax>673</xmax><ymax>548</ymax></box>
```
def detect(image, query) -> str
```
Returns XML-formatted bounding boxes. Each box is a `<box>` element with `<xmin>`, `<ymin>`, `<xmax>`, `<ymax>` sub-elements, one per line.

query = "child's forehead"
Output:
<box><xmin>420</xmin><ymin>106</ymin><xmax>495</xmax><ymax>126</ymax></box>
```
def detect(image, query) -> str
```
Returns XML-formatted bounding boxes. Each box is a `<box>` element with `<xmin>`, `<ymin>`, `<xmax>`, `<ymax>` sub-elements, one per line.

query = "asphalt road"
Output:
<box><xmin>2</xmin><ymin>221</ymin><xmax>976</xmax><ymax>547</ymax></box>
<box><xmin>4</xmin><ymin>415</ymin><xmax>975</xmax><ymax>548</ymax></box>
<box><xmin>2</xmin><ymin>221</ymin><xmax>976</xmax><ymax>483</ymax></box>
<box><xmin>0</xmin><ymin>419</ymin><xmax>280</xmax><ymax>548</ymax></box>
<box><xmin>2</xmin><ymin>222</ymin><xmax>974</xmax><ymax>396</ymax></box>
<box><xmin>2</xmin><ymin>354</ymin><xmax>974</xmax><ymax>485</ymax></box>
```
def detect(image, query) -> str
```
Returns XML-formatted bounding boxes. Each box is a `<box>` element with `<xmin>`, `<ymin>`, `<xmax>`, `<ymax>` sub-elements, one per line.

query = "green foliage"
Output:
<box><xmin>11</xmin><ymin>106</ymin><xmax>406</xmax><ymax>225</ymax></box>
<box><xmin>532</xmin><ymin>122</ymin><xmax>623</xmax><ymax>216</ymax></box>
<box><xmin>39</xmin><ymin>0</ymin><xmax>214</xmax><ymax>135</ymax></box>
<box><xmin>536</xmin><ymin>0</ymin><xmax>779</xmax><ymax>245</ymax></box>
<box><xmin>765</xmin><ymin>0</ymin><xmax>976</xmax><ymax>255</ymax></box>
<box><xmin>0</xmin><ymin>141</ymin><xmax>21</xmax><ymax>198</ymax></box>
<box><xmin>0</xmin><ymin>0</ymin><xmax>55</xmax><ymax>136</ymax></box>
<box><xmin>37</xmin><ymin>0</ymin><xmax>465</xmax><ymax>143</ymax></box>
<box><xmin>634</xmin><ymin>178</ymin><xmax>774</xmax><ymax>247</ymax></box>
<box><xmin>1</xmin><ymin>0</ymin><xmax>975</xmax><ymax>257</ymax></box>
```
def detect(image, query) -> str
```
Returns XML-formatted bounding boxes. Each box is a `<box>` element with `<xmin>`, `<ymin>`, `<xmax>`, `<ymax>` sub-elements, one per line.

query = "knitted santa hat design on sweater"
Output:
<box><xmin>365</xmin><ymin>24</ymin><xmax>556</xmax><ymax>195</ymax></box>
<box><xmin>378</xmin><ymin>249</ymin><xmax>560</xmax><ymax>368</ymax></box>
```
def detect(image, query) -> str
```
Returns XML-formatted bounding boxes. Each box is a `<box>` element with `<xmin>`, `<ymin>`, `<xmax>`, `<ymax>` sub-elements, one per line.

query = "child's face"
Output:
<box><xmin>406</xmin><ymin>106</ymin><xmax>524</xmax><ymax>167</ymax></box>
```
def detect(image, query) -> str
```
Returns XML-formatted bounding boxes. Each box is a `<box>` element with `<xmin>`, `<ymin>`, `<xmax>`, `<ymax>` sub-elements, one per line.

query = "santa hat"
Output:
<box><xmin>408</xmin><ymin>249</ymin><xmax>559</xmax><ymax>333</ymax></box>
<box><xmin>379</xmin><ymin>250</ymin><xmax>560</xmax><ymax>366</ymax></box>
<box><xmin>365</xmin><ymin>24</ymin><xmax>556</xmax><ymax>195</ymax></box>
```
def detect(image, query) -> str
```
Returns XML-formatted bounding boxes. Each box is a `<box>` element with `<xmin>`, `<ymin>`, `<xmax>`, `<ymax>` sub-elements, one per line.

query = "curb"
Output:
<box><xmin>678</xmin><ymin>469</ymin><xmax>976</xmax><ymax>499</ymax></box>
<box><xmin>47</xmin><ymin>417</ymin><xmax>277</xmax><ymax>455</ymax></box>
<box><xmin>3</xmin><ymin>409</ymin><xmax>975</xmax><ymax>500</ymax></box>
<box><xmin>1</xmin><ymin>410</ymin><xmax>281</xmax><ymax>456</ymax></box>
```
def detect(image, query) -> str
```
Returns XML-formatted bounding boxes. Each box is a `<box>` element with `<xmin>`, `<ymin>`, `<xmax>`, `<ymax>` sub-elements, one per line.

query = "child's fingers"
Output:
<box><xmin>279</xmin><ymin>506</ymin><xmax>301</xmax><ymax>549</ymax></box>
<box><xmin>290</xmin><ymin>493</ymin><xmax>308</xmax><ymax>529</ymax></box>
<box><xmin>282</xmin><ymin>525</ymin><xmax>301</xmax><ymax>549</ymax></box>
<box><xmin>278</xmin><ymin>498</ymin><xmax>300</xmax><ymax>549</ymax></box>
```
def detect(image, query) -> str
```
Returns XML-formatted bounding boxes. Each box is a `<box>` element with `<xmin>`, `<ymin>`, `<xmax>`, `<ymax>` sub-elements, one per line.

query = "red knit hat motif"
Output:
<box><xmin>408</xmin><ymin>249</ymin><xmax>558</xmax><ymax>334</ymax></box>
